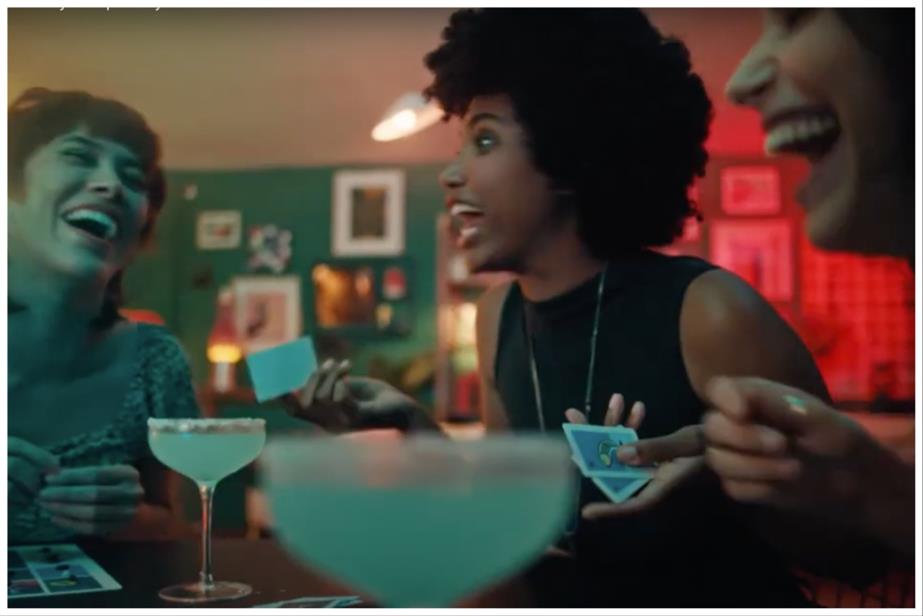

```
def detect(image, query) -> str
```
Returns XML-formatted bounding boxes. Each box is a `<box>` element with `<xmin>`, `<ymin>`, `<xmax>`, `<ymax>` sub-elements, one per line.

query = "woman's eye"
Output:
<box><xmin>122</xmin><ymin>172</ymin><xmax>146</xmax><ymax>191</ymax></box>
<box><xmin>474</xmin><ymin>131</ymin><xmax>497</xmax><ymax>153</ymax></box>
<box><xmin>778</xmin><ymin>8</ymin><xmax>815</xmax><ymax>30</ymax></box>
<box><xmin>61</xmin><ymin>149</ymin><xmax>95</xmax><ymax>165</ymax></box>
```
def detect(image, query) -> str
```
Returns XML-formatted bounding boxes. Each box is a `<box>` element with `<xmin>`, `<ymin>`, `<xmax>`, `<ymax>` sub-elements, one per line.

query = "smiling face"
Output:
<box><xmin>8</xmin><ymin>126</ymin><xmax>151</xmax><ymax>283</ymax></box>
<box><xmin>725</xmin><ymin>8</ymin><xmax>907</xmax><ymax>254</ymax></box>
<box><xmin>439</xmin><ymin>94</ymin><xmax>572</xmax><ymax>274</ymax></box>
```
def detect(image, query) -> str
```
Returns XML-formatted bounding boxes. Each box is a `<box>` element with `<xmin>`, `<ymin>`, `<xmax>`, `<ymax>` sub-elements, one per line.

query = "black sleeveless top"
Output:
<box><xmin>495</xmin><ymin>251</ymin><xmax>810</xmax><ymax>607</ymax></box>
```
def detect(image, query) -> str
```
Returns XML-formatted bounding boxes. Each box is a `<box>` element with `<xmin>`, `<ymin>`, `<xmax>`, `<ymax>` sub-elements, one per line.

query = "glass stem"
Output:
<box><xmin>198</xmin><ymin>482</ymin><xmax>216</xmax><ymax>590</ymax></box>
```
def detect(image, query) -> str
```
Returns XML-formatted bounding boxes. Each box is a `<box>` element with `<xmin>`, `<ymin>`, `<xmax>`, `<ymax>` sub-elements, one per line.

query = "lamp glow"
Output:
<box><xmin>372</xmin><ymin>92</ymin><xmax>442</xmax><ymax>142</ymax></box>
<box><xmin>207</xmin><ymin>343</ymin><xmax>243</xmax><ymax>364</ymax></box>
<box><xmin>207</xmin><ymin>287</ymin><xmax>242</xmax><ymax>393</ymax></box>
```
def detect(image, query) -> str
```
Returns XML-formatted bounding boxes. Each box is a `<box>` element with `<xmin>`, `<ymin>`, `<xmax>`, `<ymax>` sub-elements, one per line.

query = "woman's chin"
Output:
<box><xmin>803</xmin><ymin>189</ymin><xmax>863</xmax><ymax>253</ymax></box>
<box><xmin>463</xmin><ymin>245</ymin><xmax>508</xmax><ymax>276</ymax></box>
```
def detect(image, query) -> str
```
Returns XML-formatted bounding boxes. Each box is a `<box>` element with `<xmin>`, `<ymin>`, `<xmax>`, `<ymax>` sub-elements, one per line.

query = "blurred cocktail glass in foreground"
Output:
<box><xmin>261</xmin><ymin>434</ymin><xmax>573</xmax><ymax>607</ymax></box>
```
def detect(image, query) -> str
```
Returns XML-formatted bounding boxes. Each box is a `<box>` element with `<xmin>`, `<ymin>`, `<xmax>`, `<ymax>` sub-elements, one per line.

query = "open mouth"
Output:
<box><xmin>61</xmin><ymin>208</ymin><xmax>120</xmax><ymax>242</ymax></box>
<box><xmin>765</xmin><ymin>107</ymin><xmax>847</xmax><ymax>208</ymax></box>
<box><xmin>764</xmin><ymin>108</ymin><xmax>841</xmax><ymax>163</ymax></box>
<box><xmin>449</xmin><ymin>202</ymin><xmax>485</xmax><ymax>247</ymax></box>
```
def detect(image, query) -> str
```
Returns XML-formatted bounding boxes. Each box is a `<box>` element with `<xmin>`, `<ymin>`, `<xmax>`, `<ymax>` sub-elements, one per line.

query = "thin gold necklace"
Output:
<box><xmin>525</xmin><ymin>263</ymin><xmax>608</xmax><ymax>430</ymax></box>
<box><xmin>524</xmin><ymin>264</ymin><xmax>608</xmax><ymax>548</ymax></box>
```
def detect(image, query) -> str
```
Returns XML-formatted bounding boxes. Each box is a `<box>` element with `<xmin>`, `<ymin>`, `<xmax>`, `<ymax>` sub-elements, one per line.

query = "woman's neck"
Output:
<box><xmin>516</xmin><ymin>228</ymin><xmax>607</xmax><ymax>302</ymax></box>
<box><xmin>8</xmin><ymin>259</ymin><xmax>106</xmax><ymax>350</ymax></box>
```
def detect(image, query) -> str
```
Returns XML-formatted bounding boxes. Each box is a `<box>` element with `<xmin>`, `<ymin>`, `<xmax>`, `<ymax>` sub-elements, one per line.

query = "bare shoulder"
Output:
<box><xmin>680</xmin><ymin>268</ymin><xmax>828</xmax><ymax>401</ymax></box>
<box><xmin>682</xmin><ymin>268</ymin><xmax>772</xmax><ymax>329</ymax></box>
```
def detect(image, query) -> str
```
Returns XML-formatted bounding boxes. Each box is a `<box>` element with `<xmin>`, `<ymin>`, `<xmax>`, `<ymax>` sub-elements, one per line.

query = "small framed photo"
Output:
<box><xmin>710</xmin><ymin>219</ymin><xmax>793</xmax><ymax>301</ymax></box>
<box><xmin>720</xmin><ymin>166</ymin><xmax>781</xmax><ymax>215</ymax></box>
<box><xmin>232</xmin><ymin>276</ymin><xmax>302</xmax><ymax>353</ymax></box>
<box><xmin>197</xmin><ymin>210</ymin><xmax>242</xmax><ymax>250</ymax></box>
<box><xmin>332</xmin><ymin>169</ymin><xmax>405</xmax><ymax>256</ymax></box>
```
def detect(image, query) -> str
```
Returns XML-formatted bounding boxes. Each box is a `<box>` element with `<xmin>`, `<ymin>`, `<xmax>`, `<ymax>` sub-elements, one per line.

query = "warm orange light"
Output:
<box><xmin>207</xmin><ymin>343</ymin><xmax>243</xmax><ymax>364</ymax></box>
<box><xmin>453</xmin><ymin>302</ymin><xmax>478</xmax><ymax>347</ymax></box>
<box><xmin>208</xmin><ymin>287</ymin><xmax>241</xmax><ymax>364</ymax></box>
<box><xmin>371</xmin><ymin>92</ymin><xmax>442</xmax><ymax>142</ymax></box>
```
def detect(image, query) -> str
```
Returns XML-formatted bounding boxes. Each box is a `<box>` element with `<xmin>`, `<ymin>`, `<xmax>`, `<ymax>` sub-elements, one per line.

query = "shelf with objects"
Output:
<box><xmin>434</xmin><ymin>213</ymin><xmax>511</xmax><ymax>439</ymax></box>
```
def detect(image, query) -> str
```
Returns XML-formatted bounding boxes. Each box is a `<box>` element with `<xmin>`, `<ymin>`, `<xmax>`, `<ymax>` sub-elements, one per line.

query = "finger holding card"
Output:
<box><xmin>8</xmin><ymin>436</ymin><xmax>60</xmax><ymax>507</ymax></box>
<box><xmin>616</xmin><ymin>424</ymin><xmax>705</xmax><ymax>466</ymax></box>
<box><xmin>561</xmin><ymin>397</ymin><xmax>713</xmax><ymax>518</ymax></box>
<box><xmin>561</xmin><ymin>394</ymin><xmax>654</xmax><ymax>509</ymax></box>
<box><xmin>249</xmin><ymin>336</ymin><xmax>361</xmax><ymax>432</ymax></box>
<box><xmin>562</xmin><ymin>423</ymin><xmax>654</xmax><ymax>477</ymax></box>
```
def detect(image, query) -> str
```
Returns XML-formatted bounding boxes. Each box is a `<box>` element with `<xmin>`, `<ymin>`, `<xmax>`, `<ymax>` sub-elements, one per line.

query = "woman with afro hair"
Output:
<box><xmin>288</xmin><ymin>9</ymin><xmax>881</xmax><ymax>606</ymax></box>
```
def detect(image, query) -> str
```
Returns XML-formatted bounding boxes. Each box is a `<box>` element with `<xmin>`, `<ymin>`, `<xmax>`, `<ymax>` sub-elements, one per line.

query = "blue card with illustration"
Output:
<box><xmin>562</xmin><ymin>423</ymin><xmax>652</xmax><ymax>476</ymax></box>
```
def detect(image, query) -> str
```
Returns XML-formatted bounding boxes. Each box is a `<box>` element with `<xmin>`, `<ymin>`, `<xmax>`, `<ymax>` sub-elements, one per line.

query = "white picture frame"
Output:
<box><xmin>196</xmin><ymin>210</ymin><xmax>242</xmax><ymax>250</ymax></box>
<box><xmin>332</xmin><ymin>169</ymin><xmax>405</xmax><ymax>256</ymax></box>
<box><xmin>231</xmin><ymin>276</ymin><xmax>302</xmax><ymax>353</ymax></box>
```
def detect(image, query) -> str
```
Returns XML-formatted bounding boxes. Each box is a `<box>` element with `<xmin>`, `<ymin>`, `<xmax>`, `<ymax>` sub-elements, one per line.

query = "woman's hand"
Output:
<box><xmin>37</xmin><ymin>464</ymin><xmax>145</xmax><ymax>536</ymax></box>
<box><xmin>283</xmin><ymin>359</ymin><xmax>426</xmax><ymax>433</ymax></box>
<box><xmin>564</xmin><ymin>395</ymin><xmax>707</xmax><ymax>519</ymax></box>
<box><xmin>703</xmin><ymin>376</ymin><xmax>901</xmax><ymax>515</ymax></box>
<box><xmin>8</xmin><ymin>436</ymin><xmax>59</xmax><ymax>507</ymax></box>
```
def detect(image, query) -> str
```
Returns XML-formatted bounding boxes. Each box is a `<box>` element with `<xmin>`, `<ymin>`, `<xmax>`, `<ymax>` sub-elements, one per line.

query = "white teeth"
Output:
<box><xmin>450</xmin><ymin>203</ymin><xmax>484</xmax><ymax>217</ymax></box>
<box><xmin>63</xmin><ymin>209</ymin><xmax>119</xmax><ymax>240</ymax></box>
<box><xmin>459</xmin><ymin>226</ymin><xmax>479</xmax><ymax>240</ymax></box>
<box><xmin>764</xmin><ymin>114</ymin><xmax>839</xmax><ymax>156</ymax></box>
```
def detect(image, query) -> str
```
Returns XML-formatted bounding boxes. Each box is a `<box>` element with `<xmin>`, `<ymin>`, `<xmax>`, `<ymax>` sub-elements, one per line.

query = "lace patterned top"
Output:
<box><xmin>8</xmin><ymin>324</ymin><xmax>200</xmax><ymax>544</ymax></box>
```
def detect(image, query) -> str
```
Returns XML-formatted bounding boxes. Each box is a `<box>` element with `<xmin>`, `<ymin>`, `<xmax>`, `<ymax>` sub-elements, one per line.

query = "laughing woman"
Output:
<box><xmin>8</xmin><ymin>88</ymin><xmax>198</xmax><ymax>543</ymax></box>
<box><xmin>703</xmin><ymin>8</ymin><xmax>915</xmax><ymax>559</ymax></box>
<box><xmin>287</xmin><ymin>9</ymin><xmax>853</xmax><ymax>606</ymax></box>
<box><xmin>602</xmin><ymin>8</ymin><xmax>915</xmax><ymax>564</ymax></box>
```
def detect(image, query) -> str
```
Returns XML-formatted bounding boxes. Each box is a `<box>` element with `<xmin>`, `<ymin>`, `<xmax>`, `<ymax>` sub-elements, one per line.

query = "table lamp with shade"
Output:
<box><xmin>207</xmin><ymin>287</ymin><xmax>242</xmax><ymax>393</ymax></box>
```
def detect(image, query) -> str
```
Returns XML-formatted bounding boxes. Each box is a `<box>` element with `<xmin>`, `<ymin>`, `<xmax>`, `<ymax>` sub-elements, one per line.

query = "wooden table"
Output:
<box><xmin>9</xmin><ymin>538</ymin><xmax>562</xmax><ymax>608</ymax></box>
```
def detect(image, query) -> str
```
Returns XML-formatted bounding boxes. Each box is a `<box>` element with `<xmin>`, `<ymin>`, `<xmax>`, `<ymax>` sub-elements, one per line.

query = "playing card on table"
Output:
<box><xmin>562</xmin><ymin>423</ymin><xmax>654</xmax><ymax>478</ymax></box>
<box><xmin>251</xmin><ymin>595</ymin><xmax>362</xmax><ymax>608</ymax></box>
<box><xmin>245</xmin><ymin>336</ymin><xmax>318</xmax><ymax>402</ymax></box>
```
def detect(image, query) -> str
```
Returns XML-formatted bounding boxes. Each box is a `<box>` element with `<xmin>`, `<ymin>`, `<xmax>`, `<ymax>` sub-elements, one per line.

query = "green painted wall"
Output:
<box><xmin>123</xmin><ymin>163</ymin><xmax>446</xmax><ymax>530</ymax></box>
<box><xmin>124</xmin><ymin>163</ymin><xmax>445</xmax><ymax>393</ymax></box>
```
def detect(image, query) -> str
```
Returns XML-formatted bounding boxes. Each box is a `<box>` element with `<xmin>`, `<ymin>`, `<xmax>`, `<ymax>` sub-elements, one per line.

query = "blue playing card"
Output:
<box><xmin>562</xmin><ymin>423</ymin><xmax>653</xmax><ymax>477</ymax></box>
<box><xmin>245</xmin><ymin>336</ymin><xmax>318</xmax><ymax>402</ymax></box>
<box><xmin>251</xmin><ymin>595</ymin><xmax>361</xmax><ymax>608</ymax></box>
<box><xmin>592</xmin><ymin>475</ymin><xmax>650</xmax><ymax>503</ymax></box>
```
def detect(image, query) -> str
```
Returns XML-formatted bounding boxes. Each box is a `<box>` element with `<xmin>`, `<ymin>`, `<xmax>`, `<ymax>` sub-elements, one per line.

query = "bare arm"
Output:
<box><xmin>681</xmin><ymin>269</ymin><xmax>887</xmax><ymax>585</ymax></box>
<box><xmin>680</xmin><ymin>269</ymin><xmax>829</xmax><ymax>403</ymax></box>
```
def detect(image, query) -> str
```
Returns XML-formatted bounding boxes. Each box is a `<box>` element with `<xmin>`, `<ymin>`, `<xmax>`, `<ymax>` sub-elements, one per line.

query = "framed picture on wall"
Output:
<box><xmin>720</xmin><ymin>166</ymin><xmax>781</xmax><ymax>215</ymax></box>
<box><xmin>232</xmin><ymin>276</ymin><xmax>302</xmax><ymax>353</ymax></box>
<box><xmin>709</xmin><ymin>219</ymin><xmax>793</xmax><ymax>301</ymax></box>
<box><xmin>197</xmin><ymin>210</ymin><xmax>242</xmax><ymax>250</ymax></box>
<box><xmin>332</xmin><ymin>169</ymin><xmax>405</xmax><ymax>256</ymax></box>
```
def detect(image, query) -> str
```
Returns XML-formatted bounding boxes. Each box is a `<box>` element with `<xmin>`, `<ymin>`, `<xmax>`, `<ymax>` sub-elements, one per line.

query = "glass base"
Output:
<box><xmin>158</xmin><ymin>581</ymin><xmax>252</xmax><ymax>604</ymax></box>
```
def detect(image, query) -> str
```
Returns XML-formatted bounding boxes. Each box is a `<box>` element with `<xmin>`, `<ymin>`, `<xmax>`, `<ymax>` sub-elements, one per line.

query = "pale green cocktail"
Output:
<box><xmin>148</xmin><ymin>418</ymin><xmax>266</xmax><ymax>604</ymax></box>
<box><xmin>261</xmin><ymin>434</ymin><xmax>574</xmax><ymax>607</ymax></box>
